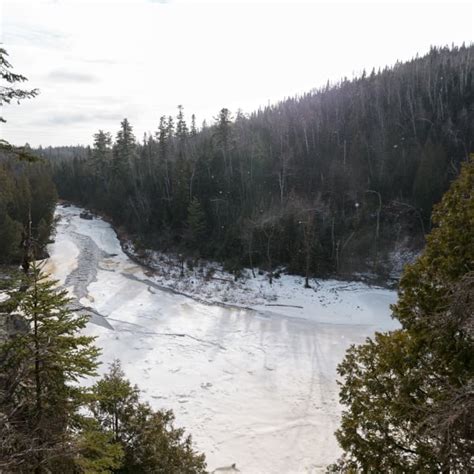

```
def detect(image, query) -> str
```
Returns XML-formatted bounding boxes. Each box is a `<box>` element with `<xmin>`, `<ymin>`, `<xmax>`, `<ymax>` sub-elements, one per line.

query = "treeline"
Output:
<box><xmin>0</xmin><ymin>152</ymin><xmax>57</xmax><ymax>264</ymax></box>
<box><xmin>45</xmin><ymin>45</ymin><xmax>473</xmax><ymax>281</ymax></box>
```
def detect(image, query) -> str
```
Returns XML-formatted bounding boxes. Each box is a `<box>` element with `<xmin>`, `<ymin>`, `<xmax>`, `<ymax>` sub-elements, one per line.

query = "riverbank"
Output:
<box><xmin>122</xmin><ymin>240</ymin><xmax>398</xmax><ymax>327</ymax></box>
<box><xmin>66</xmin><ymin>201</ymin><xmax>399</xmax><ymax>327</ymax></box>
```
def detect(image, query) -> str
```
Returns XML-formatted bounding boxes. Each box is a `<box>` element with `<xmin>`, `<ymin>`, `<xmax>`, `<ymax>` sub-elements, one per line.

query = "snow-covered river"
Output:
<box><xmin>45</xmin><ymin>204</ymin><xmax>398</xmax><ymax>473</ymax></box>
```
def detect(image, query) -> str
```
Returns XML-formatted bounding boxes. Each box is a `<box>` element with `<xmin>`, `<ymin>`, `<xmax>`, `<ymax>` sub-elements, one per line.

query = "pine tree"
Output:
<box><xmin>331</xmin><ymin>158</ymin><xmax>474</xmax><ymax>471</ymax></box>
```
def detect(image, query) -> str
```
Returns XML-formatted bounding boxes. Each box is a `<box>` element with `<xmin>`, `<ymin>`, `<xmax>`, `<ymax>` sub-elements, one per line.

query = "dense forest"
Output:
<box><xmin>43</xmin><ymin>44</ymin><xmax>473</xmax><ymax>282</ymax></box>
<box><xmin>0</xmin><ymin>154</ymin><xmax>57</xmax><ymax>264</ymax></box>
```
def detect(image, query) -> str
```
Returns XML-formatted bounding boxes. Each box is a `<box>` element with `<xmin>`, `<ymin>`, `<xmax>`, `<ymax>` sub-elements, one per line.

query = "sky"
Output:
<box><xmin>1</xmin><ymin>0</ymin><xmax>472</xmax><ymax>147</ymax></box>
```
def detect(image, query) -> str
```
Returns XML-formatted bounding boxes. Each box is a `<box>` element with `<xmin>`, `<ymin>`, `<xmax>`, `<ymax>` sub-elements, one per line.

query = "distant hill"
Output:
<box><xmin>42</xmin><ymin>44</ymin><xmax>473</xmax><ymax>283</ymax></box>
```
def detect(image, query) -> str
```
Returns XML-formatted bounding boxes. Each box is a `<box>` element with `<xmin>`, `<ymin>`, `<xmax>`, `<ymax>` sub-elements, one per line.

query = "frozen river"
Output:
<box><xmin>45</xmin><ymin>204</ymin><xmax>398</xmax><ymax>473</ymax></box>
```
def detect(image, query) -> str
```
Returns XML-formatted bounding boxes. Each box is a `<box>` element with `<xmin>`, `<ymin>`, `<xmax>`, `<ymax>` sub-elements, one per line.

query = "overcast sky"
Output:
<box><xmin>1</xmin><ymin>0</ymin><xmax>472</xmax><ymax>147</ymax></box>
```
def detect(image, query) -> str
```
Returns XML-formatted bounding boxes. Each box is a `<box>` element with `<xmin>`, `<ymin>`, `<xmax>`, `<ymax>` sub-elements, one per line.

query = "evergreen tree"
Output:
<box><xmin>0</xmin><ymin>47</ymin><xmax>39</xmax><ymax>160</ymax></box>
<box><xmin>90</xmin><ymin>360</ymin><xmax>140</xmax><ymax>443</ymax></box>
<box><xmin>91</xmin><ymin>130</ymin><xmax>113</xmax><ymax>178</ymax></box>
<box><xmin>0</xmin><ymin>47</ymin><xmax>38</xmax><ymax>124</ymax></box>
<box><xmin>331</xmin><ymin>158</ymin><xmax>474</xmax><ymax>471</ymax></box>
<box><xmin>74</xmin><ymin>425</ymin><xmax>124</xmax><ymax>474</ymax></box>
<box><xmin>214</xmin><ymin>108</ymin><xmax>233</xmax><ymax>181</ymax></box>
<box><xmin>90</xmin><ymin>361</ymin><xmax>207</xmax><ymax>473</ymax></box>
<box><xmin>186</xmin><ymin>197</ymin><xmax>207</xmax><ymax>249</ymax></box>
<box><xmin>113</xmin><ymin>119</ymin><xmax>136</xmax><ymax>176</ymax></box>
<box><xmin>176</xmin><ymin>104</ymin><xmax>189</xmax><ymax>141</ymax></box>
<box><xmin>190</xmin><ymin>114</ymin><xmax>197</xmax><ymax>137</ymax></box>
<box><xmin>0</xmin><ymin>264</ymin><xmax>101</xmax><ymax>472</ymax></box>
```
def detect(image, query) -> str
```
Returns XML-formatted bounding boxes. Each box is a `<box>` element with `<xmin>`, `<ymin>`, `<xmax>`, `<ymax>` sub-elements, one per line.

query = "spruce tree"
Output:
<box><xmin>113</xmin><ymin>118</ymin><xmax>136</xmax><ymax>177</ymax></box>
<box><xmin>176</xmin><ymin>104</ymin><xmax>189</xmax><ymax>141</ymax></box>
<box><xmin>0</xmin><ymin>264</ymin><xmax>100</xmax><ymax>472</ymax></box>
<box><xmin>91</xmin><ymin>130</ymin><xmax>113</xmax><ymax>178</ymax></box>
<box><xmin>190</xmin><ymin>114</ymin><xmax>197</xmax><ymax>137</ymax></box>
<box><xmin>186</xmin><ymin>197</ymin><xmax>206</xmax><ymax>249</ymax></box>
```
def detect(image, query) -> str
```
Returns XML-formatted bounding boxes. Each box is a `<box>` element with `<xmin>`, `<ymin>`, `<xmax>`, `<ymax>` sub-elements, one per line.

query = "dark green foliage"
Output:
<box><xmin>331</xmin><ymin>159</ymin><xmax>474</xmax><ymax>471</ymax></box>
<box><xmin>75</xmin><ymin>424</ymin><xmax>124</xmax><ymax>473</ymax></box>
<box><xmin>0</xmin><ymin>214</ymin><xmax>22</xmax><ymax>261</ymax></box>
<box><xmin>90</xmin><ymin>361</ymin><xmax>140</xmax><ymax>444</ymax></box>
<box><xmin>0</xmin><ymin>272</ymin><xmax>206</xmax><ymax>473</ymax></box>
<box><xmin>0</xmin><ymin>155</ymin><xmax>57</xmax><ymax>264</ymax></box>
<box><xmin>47</xmin><ymin>45</ymin><xmax>473</xmax><ymax>280</ymax></box>
<box><xmin>186</xmin><ymin>197</ymin><xmax>207</xmax><ymax>249</ymax></box>
<box><xmin>0</xmin><ymin>264</ymin><xmax>100</xmax><ymax>471</ymax></box>
<box><xmin>90</xmin><ymin>361</ymin><xmax>207</xmax><ymax>473</ymax></box>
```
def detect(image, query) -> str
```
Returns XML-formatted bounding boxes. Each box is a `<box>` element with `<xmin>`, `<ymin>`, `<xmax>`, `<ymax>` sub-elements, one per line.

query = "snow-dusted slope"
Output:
<box><xmin>45</xmin><ymin>204</ymin><xmax>399</xmax><ymax>473</ymax></box>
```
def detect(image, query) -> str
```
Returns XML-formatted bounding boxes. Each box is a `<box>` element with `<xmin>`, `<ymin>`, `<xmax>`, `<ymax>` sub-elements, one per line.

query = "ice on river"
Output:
<box><xmin>45</xmin><ymin>204</ymin><xmax>399</xmax><ymax>473</ymax></box>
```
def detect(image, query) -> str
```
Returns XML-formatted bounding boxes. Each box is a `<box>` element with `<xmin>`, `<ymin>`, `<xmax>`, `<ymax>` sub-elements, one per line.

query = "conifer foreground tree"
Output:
<box><xmin>1</xmin><ymin>269</ymin><xmax>206</xmax><ymax>473</ymax></box>
<box><xmin>0</xmin><ymin>264</ymin><xmax>101</xmax><ymax>472</ymax></box>
<box><xmin>0</xmin><ymin>46</ymin><xmax>39</xmax><ymax>160</ymax></box>
<box><xmin>331</xmin><ymin>159</ymin><xmax>473</xmax><ymax>471</ymax></box>
<box><xmin>90</xmin><ymin>360</ymin><xmax>207</xmax><ymax>474</ymax></box>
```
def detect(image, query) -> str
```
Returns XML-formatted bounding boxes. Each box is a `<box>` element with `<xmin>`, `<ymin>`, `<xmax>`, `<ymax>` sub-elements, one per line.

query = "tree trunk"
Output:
<box><xmin>248</xmin><ymin>239</ymin><xmax>255</xmax><ymax>278</ymax></box>
<box><xmin>33</xmin><ymin>274</ymin><xmax>43</xmax><ymax>473</ymax></box>
<box><xmin>266</xmin><ymin>234</ymin><xmax>273</xmax><ymax>285</ymax></box>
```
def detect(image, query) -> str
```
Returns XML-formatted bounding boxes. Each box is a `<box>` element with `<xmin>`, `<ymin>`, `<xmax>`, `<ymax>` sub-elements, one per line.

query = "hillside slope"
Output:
<box><xmin>44</xmin><ymin>44</ymin><xmax>473</xmax><ymax>281</ymax></box>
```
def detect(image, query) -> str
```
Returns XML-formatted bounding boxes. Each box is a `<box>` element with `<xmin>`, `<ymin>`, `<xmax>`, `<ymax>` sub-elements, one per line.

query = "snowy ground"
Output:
<box><xmin>124</xmin><ymin>242</ymin><xmax>397</xmax><ymax>328</ymax></box>
<box><xmin>44</xmin><ymin>204</ymin><xmax>399</xmax><ymax>473</ymax></box>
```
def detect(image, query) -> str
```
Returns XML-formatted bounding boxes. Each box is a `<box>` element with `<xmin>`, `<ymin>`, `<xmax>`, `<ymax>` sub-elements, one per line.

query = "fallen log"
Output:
<box><xmin>264</xmin><ymin>303</ymin><xmax>303</xmax><ymax>309</ymax></box>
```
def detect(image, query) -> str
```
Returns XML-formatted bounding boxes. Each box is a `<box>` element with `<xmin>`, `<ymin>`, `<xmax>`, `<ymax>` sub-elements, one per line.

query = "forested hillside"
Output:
<box><xmin>44</xmin><ymin>45</ymin><xmax>473</xmax><ymax>281</ymax></box>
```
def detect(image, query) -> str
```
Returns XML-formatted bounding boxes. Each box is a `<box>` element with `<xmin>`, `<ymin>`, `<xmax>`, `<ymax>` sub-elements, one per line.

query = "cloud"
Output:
<box><xmin>34</xmin><ymin>110</ymin><xmax>123</xmax><ymax>126</ymax></box>
<box><xmin>44</xmin><ymin>113</ymin><xmax>89</xmax><ymax>125</ymax></box>
<box><xmin>47</xmin><ymin>69</ymin><xmax>99</xmax><ymax>83</ymax></box>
